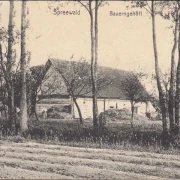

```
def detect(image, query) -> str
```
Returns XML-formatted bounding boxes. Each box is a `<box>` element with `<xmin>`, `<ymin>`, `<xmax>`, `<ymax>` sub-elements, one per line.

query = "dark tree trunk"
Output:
<box><xmin>7</xmin><ymin>0</ymin><xmax>15</xmax><ymax>130</ymax></box>
<box><xmin>93</xmin><ymin>0</ymin><xmax>99</xmax><ymax>129</ymax></box>
<box><xmin>29</xmin><ymin>102</ymin><xmax>39</xmax><ymax>121</ymax></box>
<box><xmin>34</xmin><ymin>107</ymin><xmax>39</xmax><ymax>121</ymax></box>
<box><xmin>20</xmin><ymin>0</ymin><xmax>28</xmax><ymax>133</ymax></box>
<box><xmin>175</xmin><ymin>61</ymin><xmax>180</xmax><ymax>135</ymax></box>
<box><xmin>89</xmin><ymin>1</ymin><xmax>98</xmax><ymax>130</ymax></box>
<box><xmin>175</xmin><ymin>23</ymin><xmax>180</xmax><ymax>134</ymax></box>
<box><xmin>130</xmin><ymin>101</ymin><xmax>134</xmax><ymax>128</ymax></box>
<box><xmin>174</xmin><ymin>1</ymin><xmax>180</xmax><ymax>135</ymax></box>
<box><xmin>28</xmin><ymin>91</ymin><xmax>36</xmax><ymax>116</ymax></box>
<box><xmin>169</xmin><ymin>18</ymin><xmax>178</xmax><ymax>134</ymax></box>
<box><xmin>152</xmin><ymin>1</ymin><xmax>169</xmax><ymax>134</ymax></box>
<box><xmin>29</xmin><ymin>101</ymin><xmax>39</xmax><ymax>121</ymax></box>
<box><xmin>73</xmin><ymin>96</ymin><xmax>83</xmax><ymax>124</ymax></box>
<box><xmin>3</xmin><ymin>102</ymin><xmax>7</xmax><ymax>119</ymax></box>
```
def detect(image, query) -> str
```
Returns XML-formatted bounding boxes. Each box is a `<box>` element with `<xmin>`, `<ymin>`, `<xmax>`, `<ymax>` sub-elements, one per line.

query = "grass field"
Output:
<box><xmin>0</xmin><ymin>140</ymin><xmax>180</xmax><ymax>179</ymax></box>
<box><xmin>25</xmin><ymin>118</ymin><xmax>166</xmax><ymax>149</ymax></box>
<box><xmin>0</xmin><ymin>118</ymin><xmax>180</xmax><ymax>179</ymax></box>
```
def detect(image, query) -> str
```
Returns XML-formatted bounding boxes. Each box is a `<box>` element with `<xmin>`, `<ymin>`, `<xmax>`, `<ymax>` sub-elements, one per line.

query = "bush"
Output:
<box><xmin>99</xmin><ymin>108</ymin><xmax>148</xmax><ymax>122</ymax></box>
<box><xmin>47</xmin><ymin>106</ymin><xmax>72</xmax><ymax>119</ymax></box>
<box><xmin>2</xmin><ymin>117</ymin><xmax>180</xmax><ymax>151</ymax></box>
<box><xmin>24</xmin><ymin>119</ymin><xmax>164</xmax><ymax>148</ymax></box>
<box><xmin>6</xmin><ymin>135</ymin><xmax>26</xmax><ymax>143</ymax></box>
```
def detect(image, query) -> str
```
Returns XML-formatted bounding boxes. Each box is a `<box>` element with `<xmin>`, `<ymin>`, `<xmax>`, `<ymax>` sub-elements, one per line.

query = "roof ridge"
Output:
<box><xmin>48</xmin><ymin>58</ymin><xmax>129</xmax><ymax>73</ymax></box>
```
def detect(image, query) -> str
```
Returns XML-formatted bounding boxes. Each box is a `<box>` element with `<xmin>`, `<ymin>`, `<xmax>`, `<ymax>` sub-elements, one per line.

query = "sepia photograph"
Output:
<box><xmin>0</xmin><ymin>0</ymin><xmax>180</xmax><ymax>179</ymax></box>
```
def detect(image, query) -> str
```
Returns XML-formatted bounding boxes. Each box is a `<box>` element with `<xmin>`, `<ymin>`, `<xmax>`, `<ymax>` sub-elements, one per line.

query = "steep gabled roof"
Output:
<box><xmin>40</xmin><ymin>58</ymin><xmax>149</xmax><ymax>101</ymax></box>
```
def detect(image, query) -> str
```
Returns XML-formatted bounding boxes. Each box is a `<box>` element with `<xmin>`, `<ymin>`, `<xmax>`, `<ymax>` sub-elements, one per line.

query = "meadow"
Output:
<box><xmin>0</xmin><ymin>136</ymin><xmax>180</xmax><ymax>179</ymax></box>
<box><xmin>1</xmin><ymin>118</ymin><xmax>180</xmax><ymax>179</ymax></box>
<box><xmin>2</xmin><ymin>118</ymin><xmax>178</xmax><ymax>153</ymax></box>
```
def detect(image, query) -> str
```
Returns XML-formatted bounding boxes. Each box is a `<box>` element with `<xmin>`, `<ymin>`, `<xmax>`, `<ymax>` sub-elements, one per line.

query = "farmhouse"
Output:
<box><xmin>35</xmin><ymin>58</ymin><xmax>156</xmax><ymax>119</ymax></box>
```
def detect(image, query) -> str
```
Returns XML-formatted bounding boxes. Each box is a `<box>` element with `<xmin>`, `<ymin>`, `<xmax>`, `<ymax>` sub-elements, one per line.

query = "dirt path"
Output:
<box><xmin>0</xmin><ymin>140</ymin><xmax>178</xmax><ymax>179</ymax></box>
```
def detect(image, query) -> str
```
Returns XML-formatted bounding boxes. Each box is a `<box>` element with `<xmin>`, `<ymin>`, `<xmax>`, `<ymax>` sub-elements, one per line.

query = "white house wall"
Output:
<box><xmin>74</xmin><ymin>98</ymin><xmax>93</xmax><ymax>118</ymax></box>
<box><xmin>73</xmin><ymin>98</ymin><xmax>155</xmax><ymax>119</ymax></box>
<box><xmin>136</xmin><ymin>102</ymin><xmax>147</xmax><ymax>116</ymax></box>
<box><xmin>146</xmin><ymin>101</ymin><xmax>157</xmax><ymax>118</ymax></box>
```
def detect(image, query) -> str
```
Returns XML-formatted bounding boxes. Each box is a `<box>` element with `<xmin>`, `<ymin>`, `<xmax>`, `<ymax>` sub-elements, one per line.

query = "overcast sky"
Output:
<box><xmin>0</xmin><ymin>1</ymin><xmax>176</xmax><ymax>75</ymax></box>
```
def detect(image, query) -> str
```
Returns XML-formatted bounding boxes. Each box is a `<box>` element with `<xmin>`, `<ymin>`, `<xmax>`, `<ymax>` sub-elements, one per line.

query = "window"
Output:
<box><xmin>110</xmin><ymin>106</ymin><xmax>114</xmax><ymax>109</ymax></box>
<box><xmin>134</xmin><ymin>107</ymin><xmax>138</xmax><ymax>114</ymax></box>
<box><xmin>116</xmin><ymin>103</ymin><xmax>118</xmax><ymax>109</ymax></box>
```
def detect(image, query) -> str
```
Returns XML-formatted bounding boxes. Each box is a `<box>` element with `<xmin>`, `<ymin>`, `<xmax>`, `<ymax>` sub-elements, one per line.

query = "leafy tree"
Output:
<box><xmin>0</xmin><ymin>1</ymin><xmax>20</xmax><ymax>132</ymax></box>
<box><xmin>14</xmin><ymin>65</ymin><xmax>46</xmax><ymax>121</ymax></box>
<box><xmin>55</xmin><ymin>59</ymin><xmax>91</xmax><ymax>124</ymax></box>
<box><xmin>120</xmin><ymin>72</ymin><xmax>148</xmax><ymax>127</ymax></box>
<box><xmin>54</xmin><ymin>58</ymin><xmax>111</xmax><ymax>124</ymax></box>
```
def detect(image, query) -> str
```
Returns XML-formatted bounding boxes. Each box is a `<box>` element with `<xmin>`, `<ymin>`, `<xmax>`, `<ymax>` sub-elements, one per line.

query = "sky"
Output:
<box><xmin>0</xmin><ymin>1</ymin><xmax>176</xmax><ymax>76</ymax></box>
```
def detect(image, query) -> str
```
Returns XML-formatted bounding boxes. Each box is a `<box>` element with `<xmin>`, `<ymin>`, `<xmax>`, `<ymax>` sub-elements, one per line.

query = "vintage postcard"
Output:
<box><xmin>0</xmin><ymin>0</ymin><xmax>179</xmax><ymax>179</ymax></box>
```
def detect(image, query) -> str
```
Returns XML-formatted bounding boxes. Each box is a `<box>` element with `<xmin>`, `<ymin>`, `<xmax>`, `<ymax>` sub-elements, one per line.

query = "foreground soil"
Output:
<box><xmin>0</xmin><ymin>140</ymin><xmax>179</xmax><ymax>179</ymax></box>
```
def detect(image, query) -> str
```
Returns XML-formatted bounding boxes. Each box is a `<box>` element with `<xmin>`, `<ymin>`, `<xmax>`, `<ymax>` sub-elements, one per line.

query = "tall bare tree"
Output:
<box><xmin>77</xmin><ymin>0</ymin><xmax>106</xmax><ymax>130</ymax></box>
<box><xmin>153</xmin><ymin>1</ymin><xmax>180</xmax><ymax>135</ymax></box>
<box><xmin>7</xmin><ymin>0</ymin><xmax>16</xmax><ymax>130</ymax></box>
<box><xmin>131</xmin><ymin>1</ymin><xmax>180</xmax><ymax>140</ymax></box>
<box><xmin>0</xmin><ymin>1</ymin><xmax>21</xmax><ymax>134</ymax></box>
<box><xmin>149</xmin><ymin>1</ymin><xmax>169</xmax><ymax>134</ymax></box>
<box><xmin>175</xmin><ymin>1</ymin><xmax>180</xmax><ymax>135</ymax></box>
<box><xmin>20</xmin><ymin>0</ymin><xmax>28</xmax><ymax>133</ymax></box>
<box><xmin>50</xmin><ymin>0</ymin><xmax>106</xmax><ymax>130</ymax></box>
<box><xmin>131</xmin><ymin>1</ymin><xmax>169</xmax><ymax>134</ymax></box>
<box><xmin>169</xmin><ymin>12</ymin><xmax>178</xmax><ymax>134</ymax></box>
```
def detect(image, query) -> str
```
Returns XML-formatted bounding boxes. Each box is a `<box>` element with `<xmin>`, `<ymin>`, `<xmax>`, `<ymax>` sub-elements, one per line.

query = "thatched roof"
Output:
<box><xmin>34</xmin><ymin>58</ymin><xmax>150</xmax><ymax>101</ymax></box>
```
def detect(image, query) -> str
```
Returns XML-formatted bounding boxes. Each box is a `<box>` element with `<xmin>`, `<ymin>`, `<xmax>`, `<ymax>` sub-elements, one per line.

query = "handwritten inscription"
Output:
<box><xmin>54</xmin><ymin>9</ymin><xmax>80</xmax><ymax>16</ymax></box>
<box><xmin>110</xmin><ymin>11</ymin><xmax>143</xmax><ymax>17</ymax></box>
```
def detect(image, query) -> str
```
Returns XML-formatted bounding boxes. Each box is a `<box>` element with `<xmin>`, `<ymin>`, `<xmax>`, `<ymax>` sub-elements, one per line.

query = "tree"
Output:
<box><xmin>120</xmin><ymin>72</ymin><xmax>147</xmax><ymax>127</ymax></box>
<box><xmin>0</xmin><ymin>1</ymin><xmax>21</xmax><ymax>133</ymax></box>
<box><xmin>55</xmin><ymin>59</ymin><xmax>91</xmax><ymax>124</ymax></box>
<box><xmin>130</xmin><ymin>1</ymin><xmax>170</xmax><ymax>136</ymax></box>
<box><xmin>131</xmin><ymin>1</ymin><xmax>180</xmax><ymax>140</ymax></box>
<box><xmin>27</xmin><ymin>65</ymin><xmax>48</xmax><ymax>120</ymax></box>
<box><xmin>54</xmin><ymin>58</ymin><xmax>111</xmax><ymax>124</ymax></box>
<box><xmin>175</xmin><ymin>1</ymin><xmax>180</xmax><ymax>135</ymax></box>
<box><xmin>20</xmin><ymin>0</ymin><xmax>28</xmax><ymax>133</ymax></box>
<box><xmin>14</xmin><ymin>65</ymin><xmax>46</xmax><ymax>120</ymax></box>
<box><xmin>0</xmin><ymin>0</ymin><xmax>16</xmax><ymax>131</ymax></box>
<box><xmin>77</xmin><ymin>1</ymin><xmax>108</xmax><ymax>131</ymax></box>
<box><xmin>150</xmin><ymin>1</ymin><xmax>180</xmax><ymax>136</ymax></box>
<box><xmin>168</xmin><ymin>2</ymin><xmax>179</xmax><ymax>134</ymax></box>
<box><xmin>52</xmin><ymin>0</ymin><xmax>107</xmax><ymax>130</ymax></box>
<box><xmin>6</xmin><ymin>0</ymin><xmax>16</xmax><ymax>130</ymax></box>
<box><xmin>151</xmin><ymin>0</ymin><xmax>170</xmax><ymax>135</ymax></box>
<box><xmin>155</xmin><ymin>0</ymin><xmax>180</xmax><ymax>136</ymax></box>
<box><xmin>71</xmin><ymin>1</ymin><xmax>99</xmax><ymax>129</ymax></box>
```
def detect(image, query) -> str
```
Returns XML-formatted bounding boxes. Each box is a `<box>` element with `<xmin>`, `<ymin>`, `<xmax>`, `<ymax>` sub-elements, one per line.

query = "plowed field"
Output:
<box><xmin>0</xmin><ymin>141</ymin><xmax>179</xmax><ymax>179</ymax></box>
